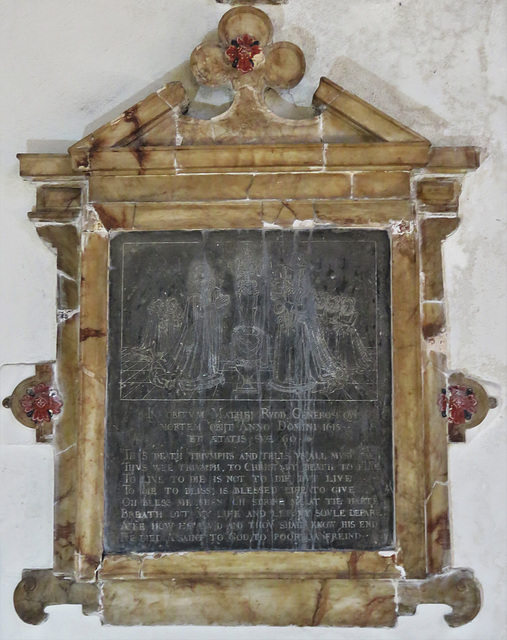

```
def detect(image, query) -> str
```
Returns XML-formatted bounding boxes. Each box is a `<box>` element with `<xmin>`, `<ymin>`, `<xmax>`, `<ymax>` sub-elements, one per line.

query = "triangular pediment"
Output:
<box><xmin>313</xmin><ymin>78</ymin><xmax>427</xmax><ymax>144</ymax></box>
<box><xmin>68</xmin><ymin>7</ymin><xmax>429</xmax><ymax>173</ymax></box>
<box><xmin>69</xmin><ymin>76</ymin><xmax>426</xmax><ymax>156</ymax></box>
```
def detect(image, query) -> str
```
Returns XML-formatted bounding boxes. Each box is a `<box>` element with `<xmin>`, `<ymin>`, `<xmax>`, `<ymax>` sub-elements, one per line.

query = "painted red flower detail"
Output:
<box><xmin>438</xmin><ymin>385</ymin><xmax>477</xmax><ymax>425</ymax></box>
<box><xmin>226</xmin><ymin>34</ymin><xmax>262</xmax><ymax>74</ymax></box>
<box><xmin>437</xmin><ymin>389</ymin><xmax>448</xmax><ymax>416</ymax></box>
<box><xmin>21</xmin><ymin>383</ymin><xmax>63</xmax><ymax>424</ymax></box>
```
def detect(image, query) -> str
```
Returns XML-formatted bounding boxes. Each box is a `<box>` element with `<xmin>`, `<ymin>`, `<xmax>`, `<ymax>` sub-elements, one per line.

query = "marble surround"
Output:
<box><xmin>9</xmin><ymin>5</ymin><xmax>494</xmax><ymax>629</ymax></box>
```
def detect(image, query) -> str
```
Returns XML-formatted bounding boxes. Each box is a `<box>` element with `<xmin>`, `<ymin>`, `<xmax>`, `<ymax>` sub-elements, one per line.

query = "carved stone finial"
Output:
<box><xmin>190</xmin><ymin>7</ymin><xmax>305</xmax><ymax>91</ymax></box>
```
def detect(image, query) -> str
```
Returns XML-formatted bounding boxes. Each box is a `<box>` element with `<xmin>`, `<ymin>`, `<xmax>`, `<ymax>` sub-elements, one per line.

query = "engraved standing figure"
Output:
<box><xmin>228</xmin><ymin>244</ymin><xmax>270</xmax><ymax>397</ymax></box>
<box><xmin>330</xmin><ymin>296</ymin><xmax>373</xmax><ymax>377</ymax></box>
<box><xmin>141</xmin><ymin>297</ymin><xmax>183</xmax><ymax>354</ymax></box>
<box><xmin>269</xmin><ymin>254</ymin><xmax>342</xmax><ymax>394</ymax></box>
<box><xmin>172</xmin><ymin>258</ymin><xmax>230</xmax><ymax>394</ymax></box>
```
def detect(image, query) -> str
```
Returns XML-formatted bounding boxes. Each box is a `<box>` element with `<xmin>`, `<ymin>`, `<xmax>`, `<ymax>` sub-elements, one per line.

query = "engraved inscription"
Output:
<box><xmin>105</xmin><ymin>229</ymin><xmax>393</xmax><ymax>552</ymax></box>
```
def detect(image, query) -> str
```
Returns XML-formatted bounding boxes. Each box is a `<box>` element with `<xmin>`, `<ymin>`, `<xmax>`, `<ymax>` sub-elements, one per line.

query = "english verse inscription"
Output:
<box><xmin>105</xmin><ymin>229</ymin><xmax>393</xmax><ymax>552</ymax></box>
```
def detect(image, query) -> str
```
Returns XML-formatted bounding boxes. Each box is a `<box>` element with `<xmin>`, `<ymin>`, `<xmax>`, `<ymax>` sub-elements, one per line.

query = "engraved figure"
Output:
<box><xmin>331</xmin><ymin>296</ymin><xmax>373</xmax><ymax>376</ymax></box>
<box><xmin>141</xmin><ymin>297</ymin><xmax>183</xmax><ymax>353</ymax></box>
<box><xmin>171</xmin><ymin>258</ymin><xmax>230</xmax><ymax>393</ymax></box>
<box><xmin>227</xmin><ymin>245</ymin><xmax>269</xmax><ymax>398</ymax></box>
<box><xmin>141</xmin><ymin>296</ymin><xmax>185</xmax><ymax>392</ymax></box>
<box><xmin>316</xmin><ymin>292</ymin><xmax>373</xmax><ymax>381</ymax></box>
<box><xmin>121</xmin><ymin>296</ymin><xmax>183</xmax><ymax>398</ymax></box>
<box><xmin>269</xmin><ymin>255</ymin><xmax>343</xmax><ymax>393</ymax></box>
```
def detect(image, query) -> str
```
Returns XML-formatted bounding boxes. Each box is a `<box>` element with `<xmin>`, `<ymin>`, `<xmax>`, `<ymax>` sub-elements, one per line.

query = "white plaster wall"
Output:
<box><xmin>0</xmin><ymin>1</ymin><xmax>505</xmax><ymax>638</ymax></box>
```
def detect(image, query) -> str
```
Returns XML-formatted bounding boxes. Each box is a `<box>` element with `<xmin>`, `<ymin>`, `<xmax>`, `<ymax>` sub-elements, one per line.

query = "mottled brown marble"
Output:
<box><xmin>12</xmin><ymin>3</ymin><xmax>487</xmax><ymax>629</ymax></box>
<box><xmin>399</xmin><ymin>568</ymin><xmax>481</xmax><ymax>627</ymax></box>
<box><xmin>100</xmin><ymin>554</ymin><xmax>143</xmax><ymax>579</ymax></box>
<box><xmin>37</xmin><ymin>185</ymin><xmax>81</xmax><ymax>210</ymax></box>
<box><xmin>97</xmin><ymin>200</ymin><xmax>414</xmax><ymax>232</ymax></box>
<box><xmin>205</xmin><ymin>90</ymin><xmax>324</xmax><ymax>146</ymax></box>
<box><xmin>316</xmin><ymin>200</ymin><xmax>412</xmax><ymax>225</ymax></box>
<box><xmin>76</xmin><ymin>232</ymin><xmax>108</xmax><ymax>580</ymax></box>
<box><xmin>37</xmin><ymin>224</ymin><xmax>79</xmax><ymax>280</ymax></box>
<box><xmin>313</xmin><ymin>78</ymin><xmax>428</xmax><ymax>143</ymax></box>
<box><xmin>391</xmin><ymin>227</ymin><xmax>426</xmax><ymax>578</ymax></box>
<box><xmin>422</xmin><ymin>301</ymin><xmax>446</xmax><ymax>339</ymax></box>
<box><xmin>248</xmin><ymin>172</ymin><xmax>351</xmax><ymax>199</ymax></box>
<box><xmin>58</xmin><ymin>276</ymin><xmax>79</xmax><ymax>311</ymax></box>
<box><xmin>74</xmin><ymin>143</ymin><xmax>435</xmax><ymax>175</ymax></box>
<box><xmin>264</xmin><ymin>42</ymin><xmax>306</xmax><ymax>90</ymax></box>
<box><xmin>174</xmin><ymin>144</ymin><xmax>323</xmax><ymax>172</ymax></box>
<box><xmin>99</xmin><ymin>550</ymin><xmax>399</xmax><ymax>580</ymax></box>
<box><xmin>54</xmin><ymin>314</ymin><xmax>80</xmax><ymax>573</ymax></box>
<box><xmin>261</xmin><ymin>200</ymin><xmax>314</xmax><ymax>225</ymax></box>
<box><xmin>324</xmin><ymin>141</ymin><xmax>430</xmax><ymax>167</ymax></box>
<box><xmin>353</xmin><ymin>171</ymin><xmax>410</xmax><ymax>198</ymax></box>
<box><xmin>134</xmin><ymin>202</ymin><xmax>263</xmax><ymax>230</ymax></box>
<box><xmin>18</xmin><ymin>153</ymin><xmax>75</xmax><ymax>178</ymax></box>
<box><xmin>424</xmin><ymin>351</ymin><xmax>450</xmax><ymax>574</ymax></box>
<box><xmin>92</xmin><ymin>203</ymin><xmax>135</xmax><ymax>230</ymax></box>
<box><xmin>89</xmin><ymin>174</ymin><xmax>254</xmax><ymax>203</ymax></box>
<box><xmin>421</xmin><ymin>216</ymin><xmax>459</xmax><ymax>300</ymax></box>
<box><xmin>69</xmin><ymin>83</ymin><xmax>188</xmax><ymax>171</ymax></box>
<box><xmin>14</xmin><ymin>570</ymin><xmax>98</xmax><ymax>625</ymax></box>
<box><xmin>101</xmin><ymin>578</ymin><xmax>396</xmax><ymax>627</ymax></box>
<box><xmin>417</xmin><ymin>178</ymin><xmax>460</xmax><ymax>212</ymax></box>
<box><xmin>427</xmin><ymin>146</ymin><xmax>480</xmax><ymax>172</ymax></box>
<box><xmin>321</xmin><ymin>109</ymin><xmax>376</xmax><ymax>143</ymax></box>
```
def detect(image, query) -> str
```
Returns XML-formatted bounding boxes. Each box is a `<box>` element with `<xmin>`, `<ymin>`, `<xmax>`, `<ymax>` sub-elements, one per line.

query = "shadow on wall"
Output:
<box><xmin>329</xmin><ymin>56</ymin><xmax>449</xmax><ymax>137</ymax></box>
<box><xmin>327</xmin><ymin>56</ymin><xmax>482</xmax><ymax>147</ymax></box>
<box><xmin>26</xmin><ymin>140</ymin><xmax>77</xmax><ymax>154</ymax></box>
<box><xmin>80</xmin><ymin>60</ymin><xmax>199</xmax><ymax>137</ymax></box>
<box><xmin>25</xmin><ymin>60</ymin><xmax>198</xmax><ymax>154</ymax></box>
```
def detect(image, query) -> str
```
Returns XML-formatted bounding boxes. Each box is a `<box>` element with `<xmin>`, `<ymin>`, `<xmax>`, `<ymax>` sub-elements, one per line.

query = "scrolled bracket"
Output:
<box><xmin>13</xmin><ymin>569</ymin><xmax>98</xmax><ymax>625</ymax></box>
<box><xmin>398</xmin><ymin>568</ymin><xmax>482</xmax><ymax>627</ymax></box>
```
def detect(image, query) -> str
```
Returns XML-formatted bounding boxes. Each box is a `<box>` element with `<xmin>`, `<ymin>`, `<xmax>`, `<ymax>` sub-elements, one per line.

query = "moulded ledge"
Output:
<box><xmin>13</xmin><ymin>568</ymin><xmax>481</xmax><ymax>627</ymax></box>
